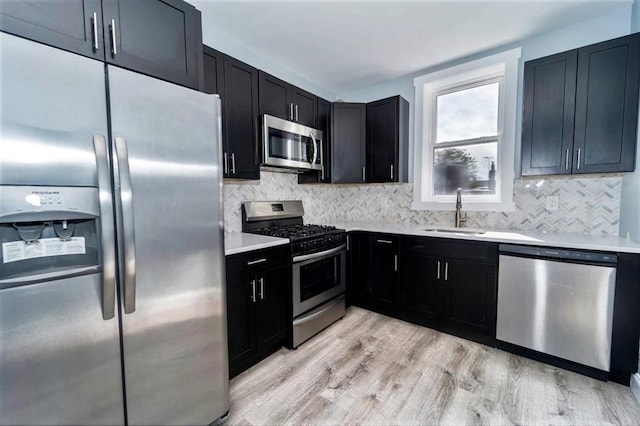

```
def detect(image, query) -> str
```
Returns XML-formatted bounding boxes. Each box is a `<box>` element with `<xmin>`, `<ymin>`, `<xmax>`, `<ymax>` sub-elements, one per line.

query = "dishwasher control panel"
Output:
<box><xmin>498</xmin><ymin>244</ymin><xmax>617</xmax><ymax>264</ymax></box>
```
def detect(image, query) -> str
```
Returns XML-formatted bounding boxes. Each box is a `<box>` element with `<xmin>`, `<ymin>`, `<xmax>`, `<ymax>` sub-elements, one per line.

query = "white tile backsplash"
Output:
<box><xmin>224</xmin><ymin>171</ymin><xmax>621</xmax><ymax>236</ymax></box>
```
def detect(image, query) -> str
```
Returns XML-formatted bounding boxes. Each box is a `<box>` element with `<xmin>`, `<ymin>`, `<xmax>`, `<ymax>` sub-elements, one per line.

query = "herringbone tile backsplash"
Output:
<box><xmin>224</xmin><ymin>171</ymin><xmax>621</xmax><ymax>236</ymax></box>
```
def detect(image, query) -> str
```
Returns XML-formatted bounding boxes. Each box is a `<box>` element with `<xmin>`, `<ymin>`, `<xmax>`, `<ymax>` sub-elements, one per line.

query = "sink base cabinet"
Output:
<box><xmin>225</xmin><ymin>247</ymin><xmax>289</xmax><ymax>378</ymax></box>
<box><xmin>400</xmin><ymin>237</ymin><xmax>497</xmax><ymax>347</ymax></box>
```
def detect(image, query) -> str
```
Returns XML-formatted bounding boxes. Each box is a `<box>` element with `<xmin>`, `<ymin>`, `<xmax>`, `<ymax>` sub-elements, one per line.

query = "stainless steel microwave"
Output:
<box><xmin>262</xmin><ymin>114</ymin><xmax>323</xmax><ymax>172</ymax></box>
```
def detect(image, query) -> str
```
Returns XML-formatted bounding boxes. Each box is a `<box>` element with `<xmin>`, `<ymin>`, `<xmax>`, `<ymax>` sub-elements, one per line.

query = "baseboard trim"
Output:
<box><xmin>631</xmin><ymin>373</ymin><xmax>640</xmax><ymax>403</ymax></box>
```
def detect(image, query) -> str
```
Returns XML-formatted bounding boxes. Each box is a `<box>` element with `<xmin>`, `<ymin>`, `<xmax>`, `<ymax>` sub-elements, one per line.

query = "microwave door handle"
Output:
<box><xmin>310</xmin><ymin>133</ymin><xmax>318</xmax><ymax>165</ymax></box>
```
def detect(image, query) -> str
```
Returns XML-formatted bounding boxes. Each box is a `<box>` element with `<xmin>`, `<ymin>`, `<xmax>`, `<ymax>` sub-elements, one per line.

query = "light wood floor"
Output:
<box><xmin>228</xmin><ymin>307</ymin><xmax>640</xmax><ymax>425</ymax></box>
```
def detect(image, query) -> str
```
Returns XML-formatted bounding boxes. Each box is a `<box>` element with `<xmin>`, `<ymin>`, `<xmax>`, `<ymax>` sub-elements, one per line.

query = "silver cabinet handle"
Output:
<box><xmin>437</xmin><ymin>261</ymin><xmax>441</xmax><ymax>280</ymax></box>
<box><xmin>246</xmin><ymin>258</ymin><xmax>267</xmax><ymax>266</ymax></box>
<box><xmin>362</xmin><ymin>166</ymin><xmax>366</xmax><ymax>182</ymax></box>
<box><xmin>577</xmin><ymin>148</ymin><xmax>581</xmax><ymax>170</ymax></box>
<box><xmin>115</xmin><ymin>137</ymin><xmax>136</xmax><ymax>314</ymax></box>
<box><xmin>289</xmin><ymin>103</ymin><xmax>294</xmax><ymax>120</ymax></box>
<box><xmin>346</xmin><ymin>235</ymin><xmax>350</xmax><ymax>251</ymax></box>
<box><xmin>444</xmin><ymin>262</ymin><xmax>449</xmax><ymax>281</ymax></box>
<box><xmin>223</xmin><ymin>152</ymin><xmax>228</xmax><ymax>174</ymax></box>
<box><xmin>109</xmin><ymin>19</ymin><xmax>117</xmax><ymax>56</ymax></box>
<box><xmin>565</xmin><ymin>149</ymin><xmax>570</xmax><ymax>170</ymax></box>
<box><xmin>394</xmin><ymin>254</ymin><xmax>398</xmax><ymax>272</ymax></box>
<box><xmin>250</xmin><ymin>279</ymin><xmax>256</xmax><ymax>303</ymax></box>
<box><xmin>93</xmin><ymin>134</ymin><xmax>116</xmax><ymax>320</ymax></box>
<box><xmin>259</xmin><ymin>277</ymin><xmax>265</xmax><ymax>300</ymax></box>
<box><xmin>376</xmin><ymin>239</ymin><xmax>393</xmax><ymax>244</ymax></box>
<box><xmin>92</xmin><ymin>12</ymin><xmax>99</xmax><ymax>51</ymax></box>
<box><xmin>231</xmin><ymin>152</ymin><xmax>236</xmax><ymax>174</ymax></box>
<box><xmin>295</xmin><ymin>104</ymin><xmax>299</xmax><ymax>122</ymax></box>
<box><xmin>390</xmin><ymin>164</ymin><xmax>394</xmax><ymax>180</ymax></box>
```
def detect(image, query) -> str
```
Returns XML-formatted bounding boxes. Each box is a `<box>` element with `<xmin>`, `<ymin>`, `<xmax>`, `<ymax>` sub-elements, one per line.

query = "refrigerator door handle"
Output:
<box><xmin>93</xmin><ymin>134</ymin><xmax>117</xmax><ymax>320</ymax></box>
<box><xmin>115</xmin><ymin>137</ymin><xmax>137</xmax><ymax>314</ymax></box>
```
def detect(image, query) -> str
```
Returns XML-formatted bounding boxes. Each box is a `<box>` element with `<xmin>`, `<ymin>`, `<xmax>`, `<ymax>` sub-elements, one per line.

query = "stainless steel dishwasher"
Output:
<box><xmin>496</xmin><ymin>244</ymin><xmax>617</xmax><ymax>372</ymax></box>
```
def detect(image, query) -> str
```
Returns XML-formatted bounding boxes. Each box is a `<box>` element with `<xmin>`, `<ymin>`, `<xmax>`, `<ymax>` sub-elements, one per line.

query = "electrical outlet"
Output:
<box><xmin>546</xmin><ymin>196</ymin><xmax>559</xmax><ymax>211</ymax></box>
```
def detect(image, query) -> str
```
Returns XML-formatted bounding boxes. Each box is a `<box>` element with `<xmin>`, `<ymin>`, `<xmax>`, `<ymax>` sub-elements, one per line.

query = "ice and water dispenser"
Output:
<box><xmin>0</xmin><ymin>186</ymin><xmax>102</xmax><ymax>289</ymax></box>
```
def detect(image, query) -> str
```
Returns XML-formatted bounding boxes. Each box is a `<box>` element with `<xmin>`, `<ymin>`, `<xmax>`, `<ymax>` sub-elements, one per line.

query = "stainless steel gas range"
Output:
<box><xmin>242</xmin><ymin>201</ymin><xmax>346</xmax><ymax>348</ymax></box>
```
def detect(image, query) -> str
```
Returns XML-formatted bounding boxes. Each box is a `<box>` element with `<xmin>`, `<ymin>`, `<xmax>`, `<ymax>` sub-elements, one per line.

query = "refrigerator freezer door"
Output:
<box><xmin>107</xmin><ymin>66</ymin><xmax>228</xmax><ymax>425</ymax></box>
<box><xmin>0</xmin><ymin>32</ymin><xmax>109</xmax><ymax>187</ymax></box>
<box><xmin>0</xmin><ymin>275</ymin><xmax>125</xmax><ymax>426</ymax></box>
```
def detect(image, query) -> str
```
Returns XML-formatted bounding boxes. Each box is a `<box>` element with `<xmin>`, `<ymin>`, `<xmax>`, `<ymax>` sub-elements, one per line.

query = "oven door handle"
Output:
<box><xmin>293</xmin><ymin>244</ymin><xmax>346</xmax><ymax>263</ymax></box>
<box><xmin>292</xmin><ymin>295</ymin><xmax>345</xmax><ymax>326</ymax></box>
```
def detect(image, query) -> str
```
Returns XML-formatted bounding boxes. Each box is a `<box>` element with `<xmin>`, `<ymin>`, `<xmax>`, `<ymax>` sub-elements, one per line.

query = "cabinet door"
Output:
<box><xmin>225</xmin><ymin>269</ymin><xmax>257</xmax><ymax>378</ymax></box>
<box><xmin>401</xmin><ymin>248</ymin><xmax>443</xmax><ymax>326</ymax></box>
<box><xmin>202</xmin><ymin>45</ymin><xmax>224</xmax><ymax>96</ymax></box>
<box><xmin>367</xmin><ymin>96</ymin><xmax>399</xmax><ymax>182</ymax></box>
<box><xmin>573</xmin><ymin>33</ymin><xmax>640</xmax><ymax>174</ymax></box>
<box><xmin>291</xmin><ymin>87</ymin><xmax>317</xmax><ymax>127</ymax></box>
<box><xmin>223</xmin><ymin>55</ymin><xmax>260</xmax><ymax>179</ymax></box>
<box><xmin>258</xmin><ymin>71</ymin><xmax>291</xmax><ymax>121</ymax></box>
<box><xmin>298</xmin><ymin>97</ymin><xmax>332</xmax><ymax>184</ymax></box>
<box><xmin>348</xmin><ymin>233</ymin><xmax>370</xmax><ymax>308</ymax></box>
<box><xmin>331</xmin><ymin>103</ymin><xmax>366</xmax><ymax>183</ymax></box>
<box><xmin>368</xmin><ymin>235</ymin><xmax>399</xmax><ymax>316</ymax></box>
<box><xmin>101</xmin><ymin>0</ymin><xmax>202</xmax><ymax>89</ymax></box>
<box><xmin>521</xmin><ymin>51</ymin><xmax>577</xmax><ymax>176</ymax></box>
<box><xmin>0</xmin><ymin>0</ymin><xmax>103</xmax><ymax>60</ymax></box>
<box><xmin>256</xmin><ymin>266</ymin><xmax>288</xmax><ymax>353</ymax></box>
<box><xmin>444</xmin><ymin>260</ymin><xmax>497</xmax><ymax>346</ymax></box>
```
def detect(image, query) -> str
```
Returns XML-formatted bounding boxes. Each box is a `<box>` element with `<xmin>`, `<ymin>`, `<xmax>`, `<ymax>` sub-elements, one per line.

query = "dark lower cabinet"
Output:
<box><xmin>367</xmin><ymin>235</ymin><xmax>399</xmax><ymax>316</ymax></box>
<box><xmin>399</xmin><ymin>236</ymin><xmax>498</xmax><ymax>346</ymax></box>
<box><xmin>1</xmin><ymin>0</ymin><xmax>204</xmax><ymax>89</ymax></box>
<box><xmin>226</xmin><ymin>246</ymin><xmax>289</xmax><ymax>378</ymax></box>
<box><xmin>348</xmin><ymin>232</ymin><xmax>369</xmax><ymax>308</ymax></box>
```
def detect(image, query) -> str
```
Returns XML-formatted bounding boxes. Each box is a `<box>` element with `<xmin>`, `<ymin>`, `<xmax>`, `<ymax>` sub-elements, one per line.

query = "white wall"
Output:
<box><xmin>633</xmin><ymin>0</ymin><xmax>640</xmax><ymax>31</ymax></box>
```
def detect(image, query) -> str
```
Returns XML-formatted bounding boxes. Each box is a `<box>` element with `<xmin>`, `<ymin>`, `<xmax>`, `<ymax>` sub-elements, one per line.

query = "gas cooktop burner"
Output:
<box><xmin>252</xmin><ymin>224</ymin><xmax>339</xmax><ymax>240</ymax></box>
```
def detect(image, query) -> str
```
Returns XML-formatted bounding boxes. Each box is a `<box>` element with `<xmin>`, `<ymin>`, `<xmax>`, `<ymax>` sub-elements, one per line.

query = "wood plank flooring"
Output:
<box><xmin>228</xmin><ymin>307</ymin><xmax>640</xmax><ymax>425</ymax></box>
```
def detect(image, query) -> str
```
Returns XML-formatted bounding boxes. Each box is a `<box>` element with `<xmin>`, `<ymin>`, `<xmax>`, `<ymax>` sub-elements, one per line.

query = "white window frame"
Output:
<box><xmin>412</xmin><ymin>48</ymin><xmax>521</xmax><ymax>212</ymax></box>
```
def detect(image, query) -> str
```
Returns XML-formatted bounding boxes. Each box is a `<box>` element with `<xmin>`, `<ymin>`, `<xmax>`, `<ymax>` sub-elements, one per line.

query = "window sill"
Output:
<box><xmin>411</xmin><ymin>200</ymin><xmax>516</xmax><ymax>212</ymax></box>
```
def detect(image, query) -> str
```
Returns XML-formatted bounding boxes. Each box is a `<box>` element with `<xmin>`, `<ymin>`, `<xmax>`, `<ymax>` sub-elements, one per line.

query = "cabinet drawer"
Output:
<box><xmin>226</xmin><ymin>245</ymin><xmax>289</xmax><ymax>277</ymax></box>
<box><xmin>403</xmin><ymin>236</ymin><xmax>497</xmax><ymax>263</ymax></box>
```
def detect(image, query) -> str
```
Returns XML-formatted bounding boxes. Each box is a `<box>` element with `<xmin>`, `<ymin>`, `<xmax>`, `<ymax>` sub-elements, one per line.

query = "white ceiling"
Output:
<box><xmin>193</xmin><ymin>0</ymin><xmax>633</xmax><ymax>95</ymax></box>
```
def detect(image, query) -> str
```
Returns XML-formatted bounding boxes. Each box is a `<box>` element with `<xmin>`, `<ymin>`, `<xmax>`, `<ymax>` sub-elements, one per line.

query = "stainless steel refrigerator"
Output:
<box><xmin>0</xmin><ymin>32</ymin><xmax>229</xmax><ymax>425</ymax></box>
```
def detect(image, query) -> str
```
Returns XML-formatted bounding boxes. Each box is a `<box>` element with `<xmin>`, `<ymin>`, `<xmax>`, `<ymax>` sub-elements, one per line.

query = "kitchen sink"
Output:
<box><xmin>423</xmin><ymin>226</ymin><xmax>486</xmax><ymax>235</ymax></box>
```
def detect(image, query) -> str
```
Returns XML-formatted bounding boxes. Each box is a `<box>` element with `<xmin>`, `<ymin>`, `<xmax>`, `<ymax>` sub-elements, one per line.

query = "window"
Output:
<box><xmin>413</xmin><ymin>48</ymin><xmax>521</xmax><ymax>211</ymax></box>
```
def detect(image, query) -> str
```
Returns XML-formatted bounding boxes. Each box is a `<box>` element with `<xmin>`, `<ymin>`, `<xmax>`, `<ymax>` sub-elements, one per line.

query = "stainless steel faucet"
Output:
<box><xmin>455</xmin><ymin>188</ymin><xmax>467</xmax><ymax>228</ymax></box>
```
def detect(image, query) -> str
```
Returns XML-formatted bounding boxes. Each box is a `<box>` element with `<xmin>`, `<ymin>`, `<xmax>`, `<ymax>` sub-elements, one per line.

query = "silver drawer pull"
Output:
<box><xmin>247</xmin><ymin>258</ymin><xmax>267</xmax><ymax>266</ymax></box>
<box><xmin>376</xmin><ymin>239</ymin><xmax>393</xmax><ymax>244</ymax></box>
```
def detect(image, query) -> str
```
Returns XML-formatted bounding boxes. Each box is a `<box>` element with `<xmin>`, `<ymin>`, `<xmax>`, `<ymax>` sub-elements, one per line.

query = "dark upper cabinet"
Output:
<box><xmin>203</xmin><ymin>47</ymin><xmax>260</xmax><ymax>179</ymax></box>
<box><xmin>522</xmin><ymin>32</ymin><xmax>640</xmax><ymax>176</ymax></box>
<box><xmin>202</xmin><ymin>45</ymin><xmax>224</xmax><ymax>96</ymax></box>
<box><xmin>0</xmin><ymin>0</ymin><xmax>203</xmax><ymax>90</ymax></box>
<box><xmin>298</xmin><ymin>97</ymin><xmax>332</xmax><ymax>184</ymax></box>
<box><xmin>366</xmin><ymin>96</ymin><xmax>409</xmax><ymax>183</ymax></box>
<box><xmin>573</xmin><ymin>34</ymin><xmax>640</xmax><ymax>174</ymax></box>
<box><xmin>221</xmin><ymin>55</ymin><xmax>260</xmax><ymax>180</ymax></box>
<box><xmin>258</xmin><ymin>71</ymin><xmax>317</xmax><ymax>127</ymax></box>
<box><xmin>331</xmin><ymin>102</ymin><xmax>366</xmax><ymax>183</ymax></box>
<box><xmin>0</xmin><ymin>0</ymin><xmax>104</xmax><ymax>60</ymax></box>
<box><xmin>521</xmin><ymin>50</ymin><xmax>577</xmax><ymax>176</ymax></box>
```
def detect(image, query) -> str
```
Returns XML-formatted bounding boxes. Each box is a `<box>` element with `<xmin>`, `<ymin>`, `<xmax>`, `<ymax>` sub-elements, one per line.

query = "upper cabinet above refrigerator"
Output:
<box><xmin>0</xmin><ymin>0</ymin><xmax>203</xmax><ymax>90</ymax></box>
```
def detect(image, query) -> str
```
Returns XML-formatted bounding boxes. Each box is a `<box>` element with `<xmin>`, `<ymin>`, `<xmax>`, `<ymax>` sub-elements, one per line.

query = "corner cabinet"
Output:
<box><xmin>522</xmin><ymin>32</ymin><xmax>640</xmax><ymax>176</ymax></box>
<box><xmin>258</xmin><ymin>71</ymin><xmax>317</xmax><ymax>127</ymax></box>
<box><xmin>400</xmin><ymin>236</ymin><xmax>498</xmax><ymax>346</ymax></box>
<box><xmin>204</xmin><ymin>45</ymin><xmax>260</xmax><ymax>180</ymax></box>
<box><xmin>331</xmin><ymin>102</ymin><xmax>367</xmax><ymax>183</ymax></box>
<box><xmin>225</xmin><ymin>246</ymin><xmax>289</xmax><ymax>378</ymax></box>
<box><xmin>1</xmin><ymin>0</ymin><xmax>204</xmax><ymax>90</ymax></box>
<box><xmin>366</xmin><ymin>96</ymin><xmax>409</xmax><ymax>183</ymax></box>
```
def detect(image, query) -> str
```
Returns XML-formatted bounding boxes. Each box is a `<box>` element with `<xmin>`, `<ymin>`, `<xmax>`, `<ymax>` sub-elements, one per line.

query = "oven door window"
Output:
<box><xmin>268</xmin><ymin>128</ymin><xmax>315</xmax><ymax>163</ymax></box>
<box><xmin>299</xmin><ymin>255</ymin><xmax>341</xmax><ymax>302</ymax></box>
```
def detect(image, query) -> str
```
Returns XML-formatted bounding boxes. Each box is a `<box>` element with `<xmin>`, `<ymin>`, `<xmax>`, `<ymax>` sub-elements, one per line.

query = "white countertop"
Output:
<box><xmin>225</xmin><ymin>233</ymin><xmax>289</xmax><ymax>256</ymax></box>
<box><xmin>329</xmin><ymin>221</ymin><xmax>640</xmax><ymax>254</ymax></box>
